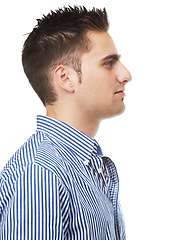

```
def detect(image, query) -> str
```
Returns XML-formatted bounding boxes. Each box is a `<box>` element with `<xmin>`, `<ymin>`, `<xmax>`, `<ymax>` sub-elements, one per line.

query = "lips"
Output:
<box><xmin>114</xmin><ymin>89</ymin><xmax>125</xmax><ymax>96</ymax></box>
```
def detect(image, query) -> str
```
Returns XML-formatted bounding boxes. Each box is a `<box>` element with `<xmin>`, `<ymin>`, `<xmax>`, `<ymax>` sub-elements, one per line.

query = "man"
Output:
<box><xmin>0</xmin><ymin>6</ymin><xmax>131</xmax><ymax>239</ymax></box>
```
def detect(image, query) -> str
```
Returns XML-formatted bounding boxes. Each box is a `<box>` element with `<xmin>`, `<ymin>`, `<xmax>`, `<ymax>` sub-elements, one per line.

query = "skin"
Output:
<box><xmin>46</xmin><ymin>31</ymin><xmax>132</xmax><ymax>138</ymax></box>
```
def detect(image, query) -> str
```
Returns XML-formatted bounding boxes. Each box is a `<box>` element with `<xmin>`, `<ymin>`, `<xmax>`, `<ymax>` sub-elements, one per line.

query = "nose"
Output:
<box><xmin>117</xmin><ymin>62</ymin><xmax>132</xmax><ymax>83</ymax></box>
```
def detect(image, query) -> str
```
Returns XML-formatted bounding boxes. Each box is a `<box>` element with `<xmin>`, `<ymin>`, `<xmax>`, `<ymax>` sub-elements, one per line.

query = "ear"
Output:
<box><xmin>54</xmin><ymin>65</ymin><xmax>75</xmax><ymax>93</ymax></box>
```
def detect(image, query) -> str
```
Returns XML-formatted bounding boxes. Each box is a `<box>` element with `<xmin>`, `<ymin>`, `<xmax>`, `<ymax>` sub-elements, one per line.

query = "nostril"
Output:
<box><xmin>117</xmin><ymin>76</ymin><xmax>129</xmax><ymax>83</ymax></box>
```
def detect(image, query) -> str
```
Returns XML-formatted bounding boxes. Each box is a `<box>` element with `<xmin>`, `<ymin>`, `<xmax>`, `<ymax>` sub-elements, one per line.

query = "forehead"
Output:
<box><xmin>83</xmin><ymin>31</ymin><xmax>119</xmax><ymax>61</ymax></box>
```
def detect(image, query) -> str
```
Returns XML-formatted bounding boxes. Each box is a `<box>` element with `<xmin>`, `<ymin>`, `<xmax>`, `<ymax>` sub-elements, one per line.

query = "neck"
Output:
<box><xmin>46</xmin><ymin>106</ymin><xmax>101</xmax><ymax>139</ymax></box>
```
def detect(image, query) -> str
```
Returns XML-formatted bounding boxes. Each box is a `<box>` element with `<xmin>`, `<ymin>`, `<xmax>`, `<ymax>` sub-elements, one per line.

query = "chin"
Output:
<box><xmin>116</xmin><ymin>105</ymin><xmax>126</xmax><ymax>116</ymax></box>
<box><xmin>115</xmin><ymin>102</ymin><xmax>126</xmax><ymax>115</ymax></box>
<box><xmin>104</xmin><ymin>104</ymin><xmax>126</xmax><ymax>120</ymax></box>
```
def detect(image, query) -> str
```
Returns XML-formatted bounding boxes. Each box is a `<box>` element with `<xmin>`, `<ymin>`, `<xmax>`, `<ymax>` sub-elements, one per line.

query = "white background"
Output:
<box><xmin>0</xmin><ymin>0</ymin><xmax>185</xmax><ymax>239</ymax></box>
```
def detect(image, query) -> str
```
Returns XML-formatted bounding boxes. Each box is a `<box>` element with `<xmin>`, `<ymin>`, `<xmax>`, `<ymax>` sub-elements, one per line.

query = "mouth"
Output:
<box><xmin>114</xmin><ymin>89</ymin><xmax>125</xmax><ymax>97</ymax></box>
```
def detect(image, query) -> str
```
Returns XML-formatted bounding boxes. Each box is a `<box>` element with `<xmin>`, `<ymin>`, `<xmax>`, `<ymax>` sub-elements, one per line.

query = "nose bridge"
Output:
<box><xmin>117</xmin><ymin>61</ymin><xmax>132</xmax><ymax>83</ymax></box>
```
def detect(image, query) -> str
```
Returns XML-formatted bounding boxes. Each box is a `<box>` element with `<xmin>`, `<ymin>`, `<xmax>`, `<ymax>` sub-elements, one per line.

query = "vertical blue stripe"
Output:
<box><xmin>44</xmin><ymin>168</ymin><xmax>47</xmax><ymax>239</ymax></box>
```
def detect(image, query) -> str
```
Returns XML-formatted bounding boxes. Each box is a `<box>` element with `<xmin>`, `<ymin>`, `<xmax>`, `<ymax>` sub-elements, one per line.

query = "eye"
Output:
<box><xmin>104</xmin><ymin>60</ymin><xmax>114</xmax><ymax>68</ymax></box>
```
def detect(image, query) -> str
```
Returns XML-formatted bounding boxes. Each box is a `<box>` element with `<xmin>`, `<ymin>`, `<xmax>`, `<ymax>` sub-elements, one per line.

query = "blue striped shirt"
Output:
<box><xmin>0</xmin><ymin>115</ymin><xmax>126</xmax><ymax>239</ymax></box>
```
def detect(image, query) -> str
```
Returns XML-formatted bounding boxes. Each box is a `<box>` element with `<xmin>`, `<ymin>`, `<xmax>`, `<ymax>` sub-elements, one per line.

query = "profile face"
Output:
<box><xmin>75</xmin><ymin>31</ymin><xmax>132</xmax><ymax>121</ymax></box>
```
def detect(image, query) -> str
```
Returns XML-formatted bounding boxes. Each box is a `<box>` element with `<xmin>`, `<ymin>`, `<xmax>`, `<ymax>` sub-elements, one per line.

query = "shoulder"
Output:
<box><xmin>0</xmin><ymin>131</ymin><xmax>44</xmax><ymax>184</ymax></box>
<box><xmin>0</xmin><ymin>135</ymin><xmax>71</xmax><ymax>213</ymax></box>
<box><xmin>0</xmin><ymin>131</ymin><xmax>78</xmax><ymax>202</ymax></box>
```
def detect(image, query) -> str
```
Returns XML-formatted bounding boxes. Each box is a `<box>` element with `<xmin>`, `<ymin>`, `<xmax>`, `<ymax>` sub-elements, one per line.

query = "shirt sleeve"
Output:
<box><xmin>117</xmin><ymin>201</ymin><xmax>126</xmax><ymax>240</ymax></box>
<box><xmin>2</xmin><ymin>164</ymin><xmax>69</xmax><ymax>240</ymax></box>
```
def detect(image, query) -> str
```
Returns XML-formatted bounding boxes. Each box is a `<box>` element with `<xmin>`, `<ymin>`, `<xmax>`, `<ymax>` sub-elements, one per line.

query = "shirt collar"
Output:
<box><xmin>36</xmin><ymin>115</ymin><xmax>103</xmax><ymax>164</ymax></box>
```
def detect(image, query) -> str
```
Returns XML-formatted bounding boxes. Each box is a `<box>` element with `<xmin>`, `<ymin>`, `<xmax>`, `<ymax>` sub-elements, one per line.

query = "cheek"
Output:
<box><xmin>80</xmin><ymin>69</ymin><xmax>115</xmax><ymax>99</ymax></box>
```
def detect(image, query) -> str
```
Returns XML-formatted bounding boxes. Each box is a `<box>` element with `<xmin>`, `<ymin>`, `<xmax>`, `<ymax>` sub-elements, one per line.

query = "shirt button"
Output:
<box><xmin>83</xmin><ymin>160</ymin><xmax>89</xmax><ymax>166</ymax></box>
<box><xmin>98</xmin><ymin>168</ymin><xmax>102</xmax><ymax>174</ymax></box>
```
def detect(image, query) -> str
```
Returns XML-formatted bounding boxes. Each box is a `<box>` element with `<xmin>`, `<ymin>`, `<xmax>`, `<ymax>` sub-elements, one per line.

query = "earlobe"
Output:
<box><xmin>54</xmin><ymin>65</ymin><xmax>75</xmax><ymax>93</ymax></box>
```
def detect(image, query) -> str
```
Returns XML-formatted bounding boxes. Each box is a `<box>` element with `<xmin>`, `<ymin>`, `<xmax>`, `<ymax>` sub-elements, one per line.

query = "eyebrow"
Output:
<box><xmin>101</xmin><ymin>54</ymin><xmax>121</xmax><ymax>62</ymax></box>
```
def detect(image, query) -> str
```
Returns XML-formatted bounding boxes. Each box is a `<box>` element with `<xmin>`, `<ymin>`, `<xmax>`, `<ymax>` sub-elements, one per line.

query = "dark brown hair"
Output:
<box><xmin>22</xmin><ymin>6</ymin><xmax>109</xmax><ymax>106</ymax></box>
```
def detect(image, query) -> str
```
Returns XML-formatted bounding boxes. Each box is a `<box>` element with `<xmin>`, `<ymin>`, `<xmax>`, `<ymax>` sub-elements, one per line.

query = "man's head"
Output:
<box><xmin>22</xmin><ymin>6</ymin><xmax>109</xmax><ymax>106</ymax></box>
